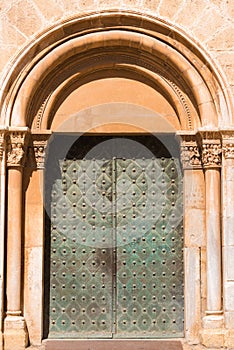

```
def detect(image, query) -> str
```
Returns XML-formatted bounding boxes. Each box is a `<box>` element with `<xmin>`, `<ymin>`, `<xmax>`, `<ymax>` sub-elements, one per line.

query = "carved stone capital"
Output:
<box><xmin>201</xmin><ymin>140</ymin><xmax>222</xmax><ymax>168</ymax></box>
<box><xmin>33</xmin><ymin>141</ymin><xmax>47</xmax><ymax>169</ymax></box>
<box><xmin>222</xmin><ymin>143</ymin><xmax>234</xmax><ymax>159</ymax></box>
<box><xmin>220</xmin><ymin>129</ymin><xmax>234</xmax><ymax>159</ymax></box>
<box><xmin>198</xmin><ymin>130</ymin><xmax>222</xmax><ymax>168</ymax></box>
<box><xmin>178</xmin><ymin>132</ymin><xmax>202</xmax><ymax>169</ymax></box>
<box><xmin>6</xmin><ymin>129</ymin><xmax>29</xmax><ymax>167</ymax></box>
<box><xmin>181</xmin><ymin>141</ymin><xmax>202</xmax><ymax>169</ymax></box>
<box><xmin>32</xmin><ymin>132</ymin><xmax>51</xmax><ymax>169</ymax></box>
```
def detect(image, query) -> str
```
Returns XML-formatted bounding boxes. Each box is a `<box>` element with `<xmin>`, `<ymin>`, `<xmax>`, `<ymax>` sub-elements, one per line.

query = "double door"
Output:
<box><xmin>46</xmin><ymin>135</ymin><xmax>184</xmax><ymax>339</ymax></box>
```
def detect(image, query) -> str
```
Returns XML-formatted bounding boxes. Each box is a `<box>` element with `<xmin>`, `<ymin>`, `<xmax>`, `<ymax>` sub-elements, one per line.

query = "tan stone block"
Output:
<box><xmin>25</xmin><ymin>170</ymin><xmax>44</xmax><ymax>248</ymax></box>
<box><xmin>32</xmin><ymin>0</ymin><xmax>63</xmax><ymax>20</ymax></box>
<box><xmin>174</xmin><ymin>0</ymin><xmax>207</xmax><ymax>28</ymax></box>
<box><xmin>0</xmin><ymin>15</ymin><xmax>26</xmax><ymax>46</ymax></box>
<box><xmin>192</xmin><ymin>8</ymin><xmax>225</xmax><ymax>42</ymax></box>
<box><xmin>203</xmin><ymin>315</ymin><xmax>224</xmax><ymax>329</ymax></box>
<box><xmin>184</xmin><ymin>170</ymin><xmax>205</xmax><ymax>247</ymax></box>
<box><xmin>60</xmin><ymin>0</ymin><xmax>80</xmax><ymax>12</ymax></box>
<box><xmin>200</xmin><ymin>248</ymin><xmax>207</xmax><ymax>306</ymax></box>
<box><xmin>184</xmin><ymin>247</ymin><xmax>201</xmax><ymax>343</ymax></box>
<box><xmin>225</xmin><ymin>329</ymin><xmax>234</xmax><ymax>348</ymax></box>
<box><xmin>213</xmin><ymin>51</ymin><xmax>234</xmax><ymax>86</ymax></box>
<box><xmin>224</xmin><ymin>246</ymin><xmax>234</xmax><ymax>281</ymax></box>
<box><xmin>200</xmin><ymin>328</ymin><xmax>225</xmax><ymax>348</ymax></box>
<box><xmin>4</xmin><ymin>316</ymin><xmax>28</xmax><ymax>350</ymax></box>
<box><xmin>159</xmin><ymin>0</ymin><xmax>184</xmax><ymax>19</ymax></box>
<box><xmin>225</xmin><ymin>311</ymin><xmax>234</xmax><ymax>328</ymax></box>
<box><xmin>96</xmin><ymin>0</ymin><xmax>117</xmax><ymax>9</ymax></box>
<box><xmin>142</xmin><ymin>0</ymin><xmax>160</xmax><ymax>11</ymax></box>
<box><xmin>24</xmin><ymin>247</ymin><xmax>43</xmax><ymax>344</ymax></box>
<box><xmin>184</xmin><ymin>208</ymin><xmax>205</xmax><ymax>247</ymax></box>
<box><xmin>225</xmin><ymin>0</ymin><xmax>234</xmax><ymax>19</ymax></box>
<box><xmin>207</xmin><ymin>26</ymin><xmax>234</xmax><ymax>50</ymax></box>
<box><xmin>224</xmin><ymin>282</ymin><xmax>234</xmax><ymax>311</ymax></box>
<box><xmin>0</xmin><ymin>46</ymin><xmax>17</xmax><ymax>82</ymax></box>
<box><xmin>79</xmin><ymin>0</ymin><xmax>96</xmax><ymax>10</ymax></box>
<box><xmin>6</xmin><ymin>0</ymin><xmax>43</xmax><ymax>37</ymax></box>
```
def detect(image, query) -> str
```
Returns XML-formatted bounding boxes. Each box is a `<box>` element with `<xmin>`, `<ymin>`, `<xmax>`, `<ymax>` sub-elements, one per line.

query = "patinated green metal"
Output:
<box><xmin>47</xmin><ymin>136</ymin><xmax>184</xmax><ymax>339</ymax></box>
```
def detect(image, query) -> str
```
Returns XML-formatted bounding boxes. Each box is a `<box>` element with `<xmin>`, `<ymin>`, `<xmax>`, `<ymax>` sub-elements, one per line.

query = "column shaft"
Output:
<box><xmin>205</xmin><ymin>168</ymin><xmax>222</xmax><ymax>313</ymax></box>
<box><xmin>6</xmin><ymin>167</ymin><xmax>23</xmax><ymax>314</ymax></box>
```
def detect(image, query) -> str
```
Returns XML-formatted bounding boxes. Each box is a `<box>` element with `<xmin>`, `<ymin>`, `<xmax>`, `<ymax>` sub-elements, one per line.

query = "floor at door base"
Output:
<box><xmin>44</xmin><ymin>339</ymin><xmax>183</xmax><ymax>350</ymax></box>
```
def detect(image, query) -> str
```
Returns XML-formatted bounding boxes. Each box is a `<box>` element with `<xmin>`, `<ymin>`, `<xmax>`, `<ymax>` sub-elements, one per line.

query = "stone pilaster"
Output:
<box><xmin>0</xmin><ymin>129</ymin><xmax>6</xmax><ymax>350</ymax></box>
<box><xmin>179</xmin><ymin>132</ymin><xmax>204</xmax><ymax>344</ymax></box>
<box><xmin>23</xmin><ymin>132</ymin><xmax>51</xmax><ymax>345</ymax></box>
<box><xmin>4</xmin><ymin>128</ymin><xmax>29</xmax><ymax>350</ymax></box>
<box><xmin>199</xmin><ymin>131</ymin><xmax>224</xmax><ymax>348</ymax></box>
<box><xmin>221</xmin><ymin>130</ymin><xmax>234</xmax><ymax>348</ymax></box>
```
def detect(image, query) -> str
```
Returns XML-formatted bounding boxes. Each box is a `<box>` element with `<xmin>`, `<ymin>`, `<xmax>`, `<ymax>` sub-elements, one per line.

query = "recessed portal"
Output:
<box><xmin>44</xmin><ymin>135</ymin><xmax>184</xmax><ymax>339</ymax></box>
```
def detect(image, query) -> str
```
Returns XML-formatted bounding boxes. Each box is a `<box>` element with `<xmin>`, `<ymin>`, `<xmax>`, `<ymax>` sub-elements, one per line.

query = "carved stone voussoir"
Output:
<box><xmin>202</xmin><ymin>140</ymin><xmax>222</xmax><ymax>168</ymax></box>
<box><xmin>7</xmin><ymin>130</ymin><xmax>29</xmax><ymax>167</ymax></box>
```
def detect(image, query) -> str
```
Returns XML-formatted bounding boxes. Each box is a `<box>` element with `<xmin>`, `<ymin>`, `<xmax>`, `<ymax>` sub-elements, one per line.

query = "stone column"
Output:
<box><xmin>221</xmin><ymin>130</ymin><xmax>234</xmax><ymax>348</ymax></box>
<box><xmin>4</xmin><ymin>128</ymin><xmax>29</xmax><ymax>350</ymax></box>
<box><xmin>0</xmin><ymin>129</ymin><xmax>6</xmax><ymax>350</ymax></box>
<box><xmin>179</xmin><ymin>132</ymin><xmax>205</xmax><ymax>344</ymax></box>
<box><xmin>24</xmin><ymin>131</ymin><xmax>51</xmax><ymax>345</ymax></box>
<box><xmin>200</xmin><ymin>131</ymin><xmax>224</xmax><ymax>347</ymax></box>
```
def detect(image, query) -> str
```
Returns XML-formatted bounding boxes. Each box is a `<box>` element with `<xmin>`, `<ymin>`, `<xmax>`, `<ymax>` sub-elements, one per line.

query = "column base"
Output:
<box><xmin>200</xmin><ymin>315</ymin><xmax>225</xmax><ymax>348</ymax></box>
<box><xmin>0</xmin><ymin>332</ymin><xmax>3</xmax><ymax>350</ymax></box>
<box><xmin>4</xmin><ymin>315</ymin><xmax>28</xmax><ymax>350</ymax></box>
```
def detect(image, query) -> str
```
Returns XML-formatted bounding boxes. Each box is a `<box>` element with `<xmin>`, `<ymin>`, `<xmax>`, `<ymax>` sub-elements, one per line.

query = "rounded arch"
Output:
<box><xmin>0</xmin><ymin>11</ymin><xmax>232</xmax><ymax>129</ymax></box>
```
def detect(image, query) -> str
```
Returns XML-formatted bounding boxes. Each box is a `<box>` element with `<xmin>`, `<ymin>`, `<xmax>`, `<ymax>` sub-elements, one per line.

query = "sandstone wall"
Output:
<box><xmin>0</xmin><ymin>0</ymin><xmax>233</xmax><ymax>101</ymax></box>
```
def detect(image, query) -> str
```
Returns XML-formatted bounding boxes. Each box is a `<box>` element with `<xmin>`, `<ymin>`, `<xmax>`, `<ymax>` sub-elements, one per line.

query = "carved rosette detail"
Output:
<box><xmin>7</xmin><ymin>131</ymin><xmax>28</xmax><ymax>167</ymax></box>
<box><xmin>33</xmin><ymin>140</ymin><xmax>47</xmax><ymax>169</ymax></box>
<box><xmin>181</xmin><ymin>141</ymin><xmax>202</xmax><ymax>169</ymax></box>
<box><xmin>202</xmin><ymin>141</ymin><xmax>222</xmax><ymax>168</ymax></box>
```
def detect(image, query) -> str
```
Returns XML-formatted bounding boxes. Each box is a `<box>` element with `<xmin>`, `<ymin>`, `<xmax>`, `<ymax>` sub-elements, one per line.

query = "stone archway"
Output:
<box><xmin>0</xmin><ymin>11</ymin><xmax>233</xmax><ymax>350</ymax></box>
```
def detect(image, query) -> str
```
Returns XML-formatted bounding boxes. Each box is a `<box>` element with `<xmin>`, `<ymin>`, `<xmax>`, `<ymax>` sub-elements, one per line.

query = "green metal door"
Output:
<box><xmin>45</xmin><ymin>135</ymin><xmax>184</xmax><ymax>339</ymax></box>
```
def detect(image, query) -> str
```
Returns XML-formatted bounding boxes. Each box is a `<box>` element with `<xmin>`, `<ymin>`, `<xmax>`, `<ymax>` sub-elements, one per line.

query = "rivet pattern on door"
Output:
<box><xmin>47</xmin><ymin>136</ymin><xmax>184</xmax><ymax>339</ymax></box>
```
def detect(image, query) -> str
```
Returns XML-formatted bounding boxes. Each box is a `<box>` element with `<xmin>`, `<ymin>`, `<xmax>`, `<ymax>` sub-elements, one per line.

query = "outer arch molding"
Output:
<box><xmin>0</xmin><ymin>11</ymin><xmax>232</xmax><ymax>129</ymax></box>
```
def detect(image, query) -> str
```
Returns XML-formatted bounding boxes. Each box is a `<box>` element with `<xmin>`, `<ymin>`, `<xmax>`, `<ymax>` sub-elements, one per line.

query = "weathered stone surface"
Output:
<box><xmin>200</xmin><ymin>328</ymin><xmax>225</xmax><ymax>348</ymax></box>
<box><xmin>224</xmin><ymin>282</ymin><xmax>234</xmax><ymax>310</ymax></box>
<box><xmin>4</xmin><ymin>316</ymin><xmax>28</xmax><ymax>350</ymax></box>
<box><xmin>207</xmin><ymin>26</ymin><xmax>234</xmax><ymax>50</ymax></box>
<box><xmin>212</xmin><ymin>51</ymin><xmax>234</xmax><ymax>85</ymax></box>
<box><xmin>24</xmin><ymin>247</ymin><xmax>43</xmax><ymax>344</ymax></box>
<box><xmin>158</xmin><ymin>0</ymin><xmax>184</xmax><ymax>20</ymax></box>
<box><xmin>184</xmin><ymin>247</ymin><xmax>201</xmax><ymax>343</ymax></box>
<box><xmin>32</xmin><ymin>0</ymin><xmax>63</xmax><ymax>21</ymax></box>
<box><xmin>6</xmin><ymin>0</ymin><xmax>43</xmax><ymax>37</ymax></box>
<box><xmin>225</xmin><ymin>311</ymin><xmax>234</xmax><ymax>329</ymax></box>
<box><xmin>173</xmin><ymin>0</ymin><xmax>207</xmax><ymax>28</ymax></box>
<box><xmin>192</xmin><ymin>8</ymin><xmax>225</xmax><ymax>42</ymax></box>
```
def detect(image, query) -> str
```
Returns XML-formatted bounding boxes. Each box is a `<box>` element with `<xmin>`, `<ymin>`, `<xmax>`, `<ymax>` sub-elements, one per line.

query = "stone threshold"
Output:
<box><xmin>43</xmin><ymin>339</ymin><xmax>183</xmax><ymax>350</ymax></box>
